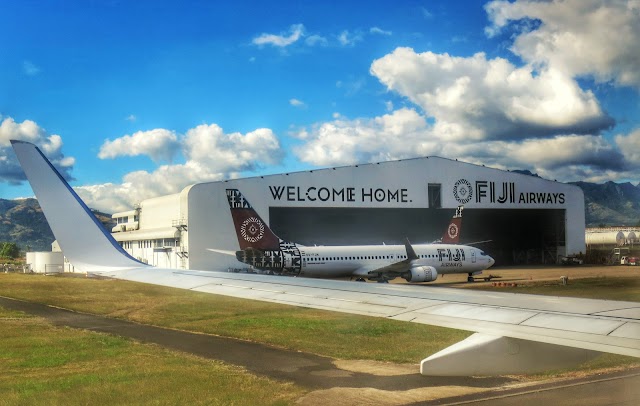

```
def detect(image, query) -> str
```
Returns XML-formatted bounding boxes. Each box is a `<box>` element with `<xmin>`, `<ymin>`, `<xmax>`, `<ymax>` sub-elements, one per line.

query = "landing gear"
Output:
<box><xmin>467</xmin><ymin>273</ymin><xmax>475</xmax><ymax>283</ymax></box>
<box><xmin>355</xmin><ymin>277</ymin><xmax>366</xmax><ymax>282</ymax></box>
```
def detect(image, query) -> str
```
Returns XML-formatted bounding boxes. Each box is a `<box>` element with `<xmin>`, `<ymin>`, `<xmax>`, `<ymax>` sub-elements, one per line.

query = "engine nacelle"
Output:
<box><xmin>404</xmin><ymin>266</ymin><xmax>438</xmax><ymax>283</ymax></box>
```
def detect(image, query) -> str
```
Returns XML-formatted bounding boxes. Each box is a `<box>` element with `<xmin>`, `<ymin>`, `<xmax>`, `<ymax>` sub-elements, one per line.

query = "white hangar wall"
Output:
<box><xmin>181</xmin><ymin>157</ymin><xmax>584</xmax><ymax>271</ymax></box>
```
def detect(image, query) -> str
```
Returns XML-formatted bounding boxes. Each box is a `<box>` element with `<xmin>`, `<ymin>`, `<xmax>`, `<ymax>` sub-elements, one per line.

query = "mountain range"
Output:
<box><xmin>1</xmin><ymin>180</ymin><xmax>639</xmax><ymax>252</ymax></box>
<box><xmin>0</xmin><ymin>198</ymin><xmax>114</xmax><ymax>252</ymax></box>
<box><xmin>571</xmin><ymin>181</ymin><xmax>640</xmax><ymax>227</ymax></box>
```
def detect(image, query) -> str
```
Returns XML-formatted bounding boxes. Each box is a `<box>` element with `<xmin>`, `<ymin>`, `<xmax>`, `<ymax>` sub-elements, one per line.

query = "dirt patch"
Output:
<box><xmin>333</xmin><ymin>360</ymin><xmax>417</xmax><ymax>376</ymax></box>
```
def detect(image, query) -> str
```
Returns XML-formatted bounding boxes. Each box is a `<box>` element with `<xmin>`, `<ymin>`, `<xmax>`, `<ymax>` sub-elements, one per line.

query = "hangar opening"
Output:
<box><xmin>269</xmin><ymin>207</ymin><xmax>566</xmax><ymax>266</ymax></box>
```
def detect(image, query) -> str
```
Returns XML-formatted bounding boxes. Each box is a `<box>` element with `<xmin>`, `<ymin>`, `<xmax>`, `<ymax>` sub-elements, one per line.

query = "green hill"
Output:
<box><xmin>0</xmin><ymin>198</ymin><xmax>114</xmax><ymax>252</ymax></box>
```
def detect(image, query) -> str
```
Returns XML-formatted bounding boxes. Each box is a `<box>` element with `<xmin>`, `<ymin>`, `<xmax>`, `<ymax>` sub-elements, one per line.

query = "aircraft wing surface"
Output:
<box><xmin>101</xmin><ymin>267</ymin><xmax>640</xmax><ymax>359</ymax></box>
<box><xmin>10</xmin><ymin>140</ymin><xmax>640</xmax><ymax>376</ymax></box>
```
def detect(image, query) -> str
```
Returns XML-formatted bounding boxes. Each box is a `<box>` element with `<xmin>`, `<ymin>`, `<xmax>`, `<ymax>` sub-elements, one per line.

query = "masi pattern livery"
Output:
<box><xmin>225</xmin><ymin>189</ymin><xmax>494</xmax><ymax>282</ymax></box>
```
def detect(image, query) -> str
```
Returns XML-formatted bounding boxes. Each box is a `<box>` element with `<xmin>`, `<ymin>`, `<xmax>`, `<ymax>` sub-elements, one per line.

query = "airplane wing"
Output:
<box><xmin>207</xmin><ymin>248</ymin><xmax>237</xmax><ymax>256</ymax></box>
<box><xmin>10</xmin><ymin>140</ymin><xmax>640</xmax><ymax>377</ymax></box>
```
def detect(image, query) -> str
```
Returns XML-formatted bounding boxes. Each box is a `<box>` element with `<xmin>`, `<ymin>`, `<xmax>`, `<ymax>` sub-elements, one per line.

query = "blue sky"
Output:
<box><xmin>1</xmin><ymin>0</ymin><xmax>639</xmax><ymax>212</ymax></box>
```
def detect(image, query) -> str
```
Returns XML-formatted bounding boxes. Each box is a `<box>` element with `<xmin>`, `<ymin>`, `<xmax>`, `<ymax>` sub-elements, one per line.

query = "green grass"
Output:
<box><xmin>0</xmin><ymin>305</ymin><xmax>304</xmax><ymax>405</ymax></box>
<box><xmin>0</xmin><ymin>274</ymin><xmax>469</xmax><ymax>363</ymax></box>
<box><xmin>470</xmin><ymin>276</ymin><xmax>640</xmax><ymax>302</ymax></box>
<box><xmin>0</xmin><ymin>273</ymin><xmax>637</xmax><ymax>374</ymax></box>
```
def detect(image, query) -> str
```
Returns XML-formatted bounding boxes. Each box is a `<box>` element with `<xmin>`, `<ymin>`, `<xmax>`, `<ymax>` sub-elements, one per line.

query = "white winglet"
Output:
<box><xmin>11</xmin><ymin>140</ymin><xmax>146</xmax><ymax>273</ymax></box>
<box><xmin>421</xmin><ymin>333</ymin><xmax>598</xmax><ymax>376</ymax></box>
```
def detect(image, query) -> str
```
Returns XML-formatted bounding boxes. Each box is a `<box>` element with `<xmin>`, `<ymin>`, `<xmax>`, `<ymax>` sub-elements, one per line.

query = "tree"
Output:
<box><xmin>0</xmin><ymin>242</ymin><xmax>20</xmax><ymax>259</ymax></box>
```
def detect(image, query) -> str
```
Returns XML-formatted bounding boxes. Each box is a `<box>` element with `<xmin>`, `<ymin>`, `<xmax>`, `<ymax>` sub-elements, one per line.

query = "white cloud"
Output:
<box><xmin>370</xmin><ymin>27</ymin><xmax>392</xmax><ymax>36</ymax></box>
<box><xmin>72</xmin><ymin>123</ymin><xmax>283</xmax><ymax>212</ymax></box>
<box><xmin>125</xmin><ymin>114</ymin><xmax>136</xmax><ymax>122</ymax></box>
<box><xmin>615</xmin><ymin>129</ymin><xmax>640</xmax><ymax>166</ymax></box>
<box><xmin>252</xmin><ymin>24</ymin><xmax>304</xmax><ymax>47</ymax></box>
<box><xmin>0</xmin><ymin>117</ymin><xmax>74</xmax><ymax>184</ymax></box>
<box><xmin>337</xmin><ymin>30</ymin><xmax>363</xmax><ymax>46</ymax></box>
<box><xmin>182</xmin><ymin>124</ymin><xmax>282</xmax><ymax>173</ymax></box>
<box><xmin>289</xmin><ymin>98</ymin><xmax>306</xmax><ymax>108</ymax></box>
<box><xmin>293</xmin><ymin>108</ymin><xmax>631</xmax><ymax>183</ymax></box>
<box><xmin>305</xmin><ymin>34</ymin><xmax>328</xmax><ymax>46</ymax></box>
<box><xmin>370</xmin><ymin>47</ymin><xmax>613</xmax><ymax>141</ymax></box>
<box><xmin>485</xmin><ymin>0</ymin><xmax>640</xmax><ymax>88</ymax></box>
<box><xmin>99</xmin><ymin>129</ymin><xmax>180</xmax><ymax>162</ymax></box>
<box><xmin>294</xmin><ymin>108</ymin><xmax>441</xmax><ymax>166</ymax></box>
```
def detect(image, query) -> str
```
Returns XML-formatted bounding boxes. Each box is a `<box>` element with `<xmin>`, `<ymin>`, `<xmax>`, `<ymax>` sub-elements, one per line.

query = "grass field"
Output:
<box><xmin>0</xmin><ymin>272</ymin><xmax>637</xmax><ymax>404</ymax></box>
<box><xmin>468</xmin><ymin>276</ymin><xmax>640</xmax><ymax>302</ymax></box>
<box><xmin>0</xmin><ymin>306</ymin><xmax>304</xmax><ymax>405</ymax></box>
<box><xmin>0</xmin><ymin>273</ymin><xmax>469</xmax><ymax>363</ymax></box>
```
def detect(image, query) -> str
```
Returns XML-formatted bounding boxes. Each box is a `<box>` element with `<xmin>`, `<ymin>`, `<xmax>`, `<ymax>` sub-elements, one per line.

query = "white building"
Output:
<box><xmin>110</xmin><ymin>157</ymin><xmax>586</xmax><ymax>269</ymax></box>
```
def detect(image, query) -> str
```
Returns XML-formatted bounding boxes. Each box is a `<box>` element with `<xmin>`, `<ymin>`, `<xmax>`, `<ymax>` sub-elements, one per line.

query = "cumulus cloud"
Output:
<box><xmin>615</xmin><ymin>129</ymin><xmax>640</xmax><ymax>166</ymax></box>
<box><xmin>99</xmin><ymin>129</ymin><xmax>180</xmax><ymax>162</ymax></box>
<box><xmin>83</xmin><ymin>123</ymin><xmax>283</xmax><ymax>212</ymax></box>
<box><xmin>293</xmin><ymin>108</ymin><xmax>633</xmax><ymax>183</ymax></box>
<box><xmin>370</xmin><ymin>48</ymin><xmax>613</xmax><ymax>141</ymax></box>
<box><xmin>287</xmin><ymin>1</ymin><xmax>639</xmax><ymax>184</ymax></box>
<box><xmin>182</xmin><ymin>124</ymin><xmax>282</xmax><ymax>172</ymax></box>
<box><xmin>0</xmin><ymin>117</ymin><xmax>74</xmax><ymax>184</ymax></box>
<box><xmin>485</xmin><ymin>0</ymin><xmax>640</xmax><ymax>88</ymax></box>
<box><xmin>293</xmin><ymin>108</ymin><xmax>441</xmax><ymax>166</ymax></box>
<box><xmin>252</xmin><ymin>24</ymin><xmax>304</xmax><ymax>47</ymax></box>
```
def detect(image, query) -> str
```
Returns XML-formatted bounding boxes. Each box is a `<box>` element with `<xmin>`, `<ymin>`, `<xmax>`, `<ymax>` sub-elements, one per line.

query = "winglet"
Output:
<box><xmin>10</xmin><ymin>140</ymin><xmax>146</xmax><ymax>273</ymax></box>
<box><xmin>404</xmin><ymin>238</ymin><xmax>419</xmax><ymax>260</ymax></box>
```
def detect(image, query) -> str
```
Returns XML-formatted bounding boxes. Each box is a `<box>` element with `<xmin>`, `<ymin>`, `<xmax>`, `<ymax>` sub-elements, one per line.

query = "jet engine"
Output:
<box><xmin>404</xmin><ymin>266</ymin><xmax>438</xmax><ymax>283</ymax></box>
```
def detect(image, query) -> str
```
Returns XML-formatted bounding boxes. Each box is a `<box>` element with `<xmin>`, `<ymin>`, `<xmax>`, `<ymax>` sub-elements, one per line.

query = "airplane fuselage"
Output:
<box><xmin>237</xmin><ymin>243</ymin><xmax>493</xmax><ymax>280</ymax></box>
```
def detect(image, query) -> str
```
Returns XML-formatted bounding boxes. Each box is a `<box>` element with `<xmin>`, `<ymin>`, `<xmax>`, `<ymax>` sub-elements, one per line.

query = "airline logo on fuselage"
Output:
<box><xmin>241</xmin><ymin>217</ymin><xmax>265</xmax><ymax>243</ymax></box>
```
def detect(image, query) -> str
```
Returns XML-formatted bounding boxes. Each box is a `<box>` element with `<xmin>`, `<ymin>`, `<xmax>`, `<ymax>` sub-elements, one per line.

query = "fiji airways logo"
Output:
<box><xmin>447</xmin><ymin>222</ymin><xmax>459</xmax><ymax>240</ymax></box>
<box><xmin>453</xmin><ymin>179</ymin><xmax>473</xmax><ymax>204</ymax></box>
<box><xmin>241</xmin><ymin>217</ymin><xmax>265</xmax><ymax>243</ymax></box>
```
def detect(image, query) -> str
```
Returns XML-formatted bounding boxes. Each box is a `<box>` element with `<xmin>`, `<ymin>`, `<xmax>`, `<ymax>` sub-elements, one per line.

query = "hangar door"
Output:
<box><xmin>269</xmin><ymin>207</ymin><xmax>566</xmax><ymax>266</ymax></box>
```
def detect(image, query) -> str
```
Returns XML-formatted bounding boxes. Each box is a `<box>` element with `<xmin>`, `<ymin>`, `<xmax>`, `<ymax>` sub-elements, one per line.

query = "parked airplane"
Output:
<box><xmin>10</xmin><ymin>140</ymin><xmax>639</xmax><ymax>376</ymax></box>
<box><xmin>223</xmin><ymin>189</ymin><xmax>493</xmax><ymax>282</ymax></box>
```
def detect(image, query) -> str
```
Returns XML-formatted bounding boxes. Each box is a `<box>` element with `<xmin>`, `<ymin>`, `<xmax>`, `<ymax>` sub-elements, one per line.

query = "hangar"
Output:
<box><xmin>110</xmin><ymin>157</ymin><xmax>585</xmax><ymax>270</ymax></box>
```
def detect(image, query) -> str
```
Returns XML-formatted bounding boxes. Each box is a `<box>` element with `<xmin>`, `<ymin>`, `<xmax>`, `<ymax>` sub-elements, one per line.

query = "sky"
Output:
<box><xmin>1</xmin><ymin>0</ymin><xmax>639</xmax><ymax>212</ymax></box>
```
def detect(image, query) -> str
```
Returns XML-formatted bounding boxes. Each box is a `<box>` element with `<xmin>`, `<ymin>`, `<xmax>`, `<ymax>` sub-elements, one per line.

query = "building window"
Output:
<box><xmin>428</xmin><ymin>183</ymin><xmax>441</xmax><ymax>208</ymax></box>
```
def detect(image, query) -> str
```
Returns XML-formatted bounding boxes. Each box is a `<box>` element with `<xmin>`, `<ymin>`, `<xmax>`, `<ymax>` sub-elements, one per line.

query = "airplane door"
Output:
<box><xmin>472</xmin><ymin>250</ymin><xmax>476</xmax><ymax>263</ymax></box>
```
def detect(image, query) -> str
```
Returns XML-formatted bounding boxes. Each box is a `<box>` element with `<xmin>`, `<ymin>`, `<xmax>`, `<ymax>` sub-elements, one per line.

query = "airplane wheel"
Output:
<box><xmin>467</xmin><ymin>276</ymin><xmax>474</xmax><ymax>282</ymax></box>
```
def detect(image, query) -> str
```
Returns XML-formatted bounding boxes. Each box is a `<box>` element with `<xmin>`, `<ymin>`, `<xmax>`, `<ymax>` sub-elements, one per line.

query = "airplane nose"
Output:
<box><xmin>488</xmin><ymin>256</ymin><xmax>495</xmax><ymax>267</ymax></box>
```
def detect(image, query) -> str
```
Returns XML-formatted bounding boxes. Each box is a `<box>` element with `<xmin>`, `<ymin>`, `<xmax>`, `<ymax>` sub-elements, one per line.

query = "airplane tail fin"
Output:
<box><xmin>441</xmin><ymin>206</ymin><xmax>463</xmax><ymax>244</ymax></box>
<box><xmin>10</xmin><ymin>140</ymin><xmax>146</xmax><ymax>273</ymax></box>
<box><xmin>226</xmin><ymin>189</ymin><xmax>281</xmax><ymax>250</ymax></box>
